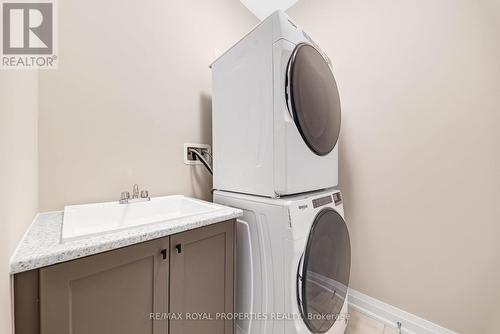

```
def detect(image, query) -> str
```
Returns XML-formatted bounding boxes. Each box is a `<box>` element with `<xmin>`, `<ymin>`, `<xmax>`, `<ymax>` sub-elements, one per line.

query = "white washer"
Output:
<box><xmin>214</xmin><ymin>188</ymin><xmax>351</xmax><ymax>334</ymax></box>
<box><xmin>211</xmin><ymin>11</ymin><xmax>341</xmax><ymax>198</ymax></box>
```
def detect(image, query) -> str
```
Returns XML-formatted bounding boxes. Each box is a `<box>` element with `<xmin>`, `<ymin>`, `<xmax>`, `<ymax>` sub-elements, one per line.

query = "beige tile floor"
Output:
<box><xmin>346</xmin><ymin>308</ymin><xmax>400</xmax><ymax>334</ymax></box>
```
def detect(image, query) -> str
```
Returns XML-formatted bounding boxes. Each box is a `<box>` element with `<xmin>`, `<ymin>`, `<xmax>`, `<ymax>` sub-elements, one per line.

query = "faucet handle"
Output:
<box><xmin>119</xmin><ymin>191</ymin><xmax>130</xmax><ymax>204</ymax></box>
<box><xmin>140</xmin><ymin>190</ymin><xmax>149</xmax><ymax>199</ymax></box>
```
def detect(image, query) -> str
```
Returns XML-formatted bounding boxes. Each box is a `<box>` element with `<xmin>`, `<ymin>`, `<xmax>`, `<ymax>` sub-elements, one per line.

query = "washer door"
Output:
<box><xmin>297</xmin><ymin>208</ymin><xmax>351</xmax><ymax>333</ymax></box>
<box><xmin>286</xmin><ymin>43</ymin><xmax>341</xmax><ymax>156</ymax></box>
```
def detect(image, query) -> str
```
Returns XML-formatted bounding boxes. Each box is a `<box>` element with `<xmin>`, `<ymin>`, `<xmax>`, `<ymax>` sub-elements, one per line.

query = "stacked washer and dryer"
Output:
<box><xmin>211</xmin><ymin>11</ymin><xmax>351</xmax><ymax>334</ymax></box>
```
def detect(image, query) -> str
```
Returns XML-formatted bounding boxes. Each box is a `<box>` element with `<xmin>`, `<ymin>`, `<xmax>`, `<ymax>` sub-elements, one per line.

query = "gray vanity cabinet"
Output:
<box><xmin>170</xmin><ymin>220</ymin><xmax>234</xmax><ymax>334</ymax></box>
<box><xmin>39</xmin><ymin>237</ymin><xmax>170</xmax><ymax>334</ymax></box>
<box><xmin>14</xmin><ymin>220</ymin><xmax>235</xmax><ymax>334</ymax></box>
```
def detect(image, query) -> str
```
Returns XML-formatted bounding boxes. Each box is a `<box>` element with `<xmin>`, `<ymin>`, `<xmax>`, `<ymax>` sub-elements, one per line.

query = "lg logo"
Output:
<box><xmin>2</xmin><ymin>2</ymin><xmax>53</xmax><ymax>54</ymax></box>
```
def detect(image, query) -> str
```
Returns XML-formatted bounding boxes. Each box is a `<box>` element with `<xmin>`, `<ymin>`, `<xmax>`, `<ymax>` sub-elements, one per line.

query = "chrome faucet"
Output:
<box><xmin>119</xmin><ymin>184</ymin><xmax>150</xmax><ymax>204</ymax></box>
<box><xmin>132</xmin><ymin>184</ymin><xmax>139</xmax><ymax>199</ymax></box>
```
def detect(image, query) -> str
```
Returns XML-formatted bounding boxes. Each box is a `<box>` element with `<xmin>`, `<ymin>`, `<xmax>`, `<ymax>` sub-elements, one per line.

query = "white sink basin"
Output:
<box><xmin>62</xmin><ymin>195</ymin><xmax>224</xmax><ymax>242</ymax></box>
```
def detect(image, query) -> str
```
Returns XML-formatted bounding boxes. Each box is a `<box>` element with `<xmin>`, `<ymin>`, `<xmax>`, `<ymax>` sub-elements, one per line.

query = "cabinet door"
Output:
<box><xmin>39</xmin><ymin>237</ymin><xmax>169</xmax><ymax>334</ymax></box>
<box><xmin>170</xmin><ymin>220</ymin><xmax>234</xmax><ymax>334</ymax></box>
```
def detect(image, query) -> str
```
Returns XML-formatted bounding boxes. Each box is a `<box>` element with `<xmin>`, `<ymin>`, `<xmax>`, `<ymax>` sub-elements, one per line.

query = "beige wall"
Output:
<box><xmin>0</xmin><ymin>71</ymin><xmax>39</xmax><ymax>334</ymax></box>
<box><xmin>485</xmin><ymin>0</ymin><xmax>500</xmax><ymax>27</ymax></box>
<box><xmin>288</xmin><ymin>1</ymin><xmax>500</xmax><ymax>333</ymax></box>
<box><xmin>39</xmin><ymin>0</ymin><xmax>258</xmax><ymax>210</ymax></box>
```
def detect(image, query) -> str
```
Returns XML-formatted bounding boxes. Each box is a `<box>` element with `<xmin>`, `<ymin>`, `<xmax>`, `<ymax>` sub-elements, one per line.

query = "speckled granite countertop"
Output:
<box><xmin>10</xmin><ymin>203</ymin><xmax>242</xmax><ymax>274</ymax></box>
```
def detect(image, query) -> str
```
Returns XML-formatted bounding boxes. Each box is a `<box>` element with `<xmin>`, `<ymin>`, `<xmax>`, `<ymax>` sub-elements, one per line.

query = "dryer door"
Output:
<box><xmin>297</xmin><ymin>208</ymin><xmax>351</xmax><ymax>333</ymax></box>
<box><xmin>286</xmin><ymin>43</ymin><xmax>341</xmax><ymax>156</ymax></box>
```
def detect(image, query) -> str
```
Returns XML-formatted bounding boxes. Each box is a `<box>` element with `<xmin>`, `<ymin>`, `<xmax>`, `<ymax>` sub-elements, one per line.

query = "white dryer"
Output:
<box><xmin>214</xmin><ymin>188</ymin><xmax>351</xmax><ymax>334</ymax></box>
<box><xmin>211</xmin><ymin>11</ymin><xmax>341</xmax><ymax>198</ymax></box>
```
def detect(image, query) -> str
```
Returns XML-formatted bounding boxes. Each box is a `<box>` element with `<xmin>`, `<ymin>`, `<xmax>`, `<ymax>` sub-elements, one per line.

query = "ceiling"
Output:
<box><xmin>239</xmin><ymin>0</ymin><xmax>299</xmax><ymax>20</ymax></box>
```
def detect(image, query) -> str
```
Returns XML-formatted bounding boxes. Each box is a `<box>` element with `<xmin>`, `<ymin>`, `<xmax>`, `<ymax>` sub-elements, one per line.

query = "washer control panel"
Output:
<box><xmin>333</xmin><ymin>192</ymin><xmax>342</xmax><ymax>205</ymax></box>
<box><xmin>312</xmin><ymin>195</ymin><xmax>333</xmax><ymax>208</ymax></box>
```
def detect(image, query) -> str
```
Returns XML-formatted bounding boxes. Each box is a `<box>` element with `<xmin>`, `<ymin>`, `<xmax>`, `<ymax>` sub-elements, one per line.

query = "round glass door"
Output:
<box><xmin>286</xmin><ymin>43</ymin><xmax>341</xmax><ymax>156</ymax></box>
<box><xmin>297</xmin><ymin>208</ymin><xmax>351</xmax><ymax>333</ymax></box>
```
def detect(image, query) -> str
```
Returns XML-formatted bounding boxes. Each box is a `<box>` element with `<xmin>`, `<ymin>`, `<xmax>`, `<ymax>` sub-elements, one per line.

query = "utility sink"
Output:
<box><xmin>62</xmin><ymin>195</ymin><xmax>224</xmax><ymax>242</ymax></box>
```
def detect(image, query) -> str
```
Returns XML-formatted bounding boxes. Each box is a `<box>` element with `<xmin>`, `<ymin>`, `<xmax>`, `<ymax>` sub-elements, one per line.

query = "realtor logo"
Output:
<box><xmin>1</xmin><ymin>0</ymin><xmax>57</xmax><ymax>68</ymax></box>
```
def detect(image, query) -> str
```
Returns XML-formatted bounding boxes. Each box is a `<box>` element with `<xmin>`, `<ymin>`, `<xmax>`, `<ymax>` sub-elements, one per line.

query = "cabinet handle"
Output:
<box><xmin>161</xmin><ymin>249</ymin><xmax>167</xmax><ymax>260</ymax></box>
<box><xmin>175</xmin><ymin>244</ymin><xmax>182</xmax><ymax>254</ymax></box>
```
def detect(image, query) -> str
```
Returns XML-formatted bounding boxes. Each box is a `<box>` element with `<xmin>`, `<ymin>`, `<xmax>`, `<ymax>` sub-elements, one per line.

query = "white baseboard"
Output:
<box><xmin>348</xmin><ymin>289</ymin><xmax>457</xmax><ymax>334</ymax></box>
